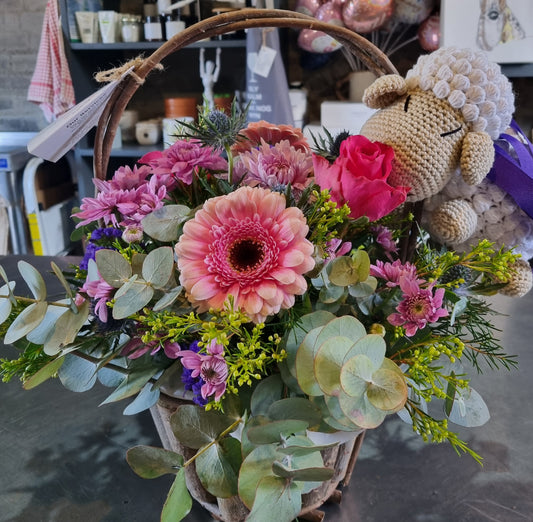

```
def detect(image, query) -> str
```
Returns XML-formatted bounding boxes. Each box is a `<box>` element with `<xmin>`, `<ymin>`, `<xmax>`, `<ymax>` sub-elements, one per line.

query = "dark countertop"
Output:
<box><xmin>1</xmin><ymin>256</ymin><xmax>532</xmax><ymax>522</ymax></box>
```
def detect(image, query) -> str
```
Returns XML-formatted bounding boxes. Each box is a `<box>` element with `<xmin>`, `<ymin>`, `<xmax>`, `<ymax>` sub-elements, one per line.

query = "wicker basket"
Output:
<box><xmin>150</xmin><ymin>394</ymin><xmax>366</xmax><ymax>522</ymax></box>
<box><xmin>93</xmin><ymin>8</ymin><xmax>397</xmax><ymax>520</ymax></box>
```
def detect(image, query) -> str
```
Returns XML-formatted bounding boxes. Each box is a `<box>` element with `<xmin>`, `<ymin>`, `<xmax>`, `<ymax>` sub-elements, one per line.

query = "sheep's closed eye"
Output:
<box><xmin>403</xmin><ymin>95</ymin><xmax>411</xmax><ymax>112</ymax></box>
<box><xmin>440</xmin><ymin>126</ymin><xmax>462</xmax><ymax>137</ymax></box>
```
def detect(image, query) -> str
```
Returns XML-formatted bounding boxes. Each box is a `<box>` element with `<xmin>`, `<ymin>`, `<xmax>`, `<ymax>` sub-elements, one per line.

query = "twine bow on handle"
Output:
<box><xmin>94</xmin><ymin>56</ymin><xmax>164</xmax><ymax>85</ymax></box>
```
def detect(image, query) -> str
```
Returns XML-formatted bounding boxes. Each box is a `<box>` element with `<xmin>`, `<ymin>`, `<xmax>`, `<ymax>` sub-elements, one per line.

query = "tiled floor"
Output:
<box><xmin>1</xmin><ymin>256</ymin><xmax>532</xmax><ymax>522</ymax></box>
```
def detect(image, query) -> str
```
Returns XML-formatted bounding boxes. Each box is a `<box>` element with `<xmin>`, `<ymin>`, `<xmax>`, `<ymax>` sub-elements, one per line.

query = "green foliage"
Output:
<box><xmin>126</xmin><ymin>445</ymin><xmax>184</xmax><ymax>479</ymax></box>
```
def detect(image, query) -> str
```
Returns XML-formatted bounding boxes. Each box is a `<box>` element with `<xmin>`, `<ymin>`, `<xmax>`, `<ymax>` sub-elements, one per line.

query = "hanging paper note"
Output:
<box><xmin>28</xmin><ymin>67</ymin><xmax>133</xmax><ymax>163</ymax></box>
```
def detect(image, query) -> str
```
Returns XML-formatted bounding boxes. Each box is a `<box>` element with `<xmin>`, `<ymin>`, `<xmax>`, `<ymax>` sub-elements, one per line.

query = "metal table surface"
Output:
<box><xmin>1</xmin><ymin>255</ymin><xmax>532</xmax><ymax>522</ymax></box>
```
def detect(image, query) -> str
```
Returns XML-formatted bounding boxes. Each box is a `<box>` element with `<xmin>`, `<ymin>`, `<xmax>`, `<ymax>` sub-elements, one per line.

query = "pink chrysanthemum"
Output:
<box><xmin>177</xmin><ymin>340</ymin><xmax>228</xmax><ymax>401</ymax></box>
<box><xmin>324</xmin><ymin>238</ymin><xmax>352</xmax><ymax>263</ymax></box>
<box><xmin>73</xmin><ymin>177</ymin><xmax>167</xmax><ymax>228</ymax></box>
<box><xmin>81</xmin><ymin>276</ymin><xmax>115</xmax><ymax>323</ymax></box>
<box><xmin>371</xmin><ymin>225</ymin><xmax>398</xmax><ymax>260</ymax></box>
<box><xmin>370</xmin><ymin>259</ymin><xmax>422</xmax><ymax>288</ymax></box>
<box><xmin>175</xmin><ymin>186</ymin><xmax>315</xmax><ymax>323</ymax></box>
<box><xmin>94</xmin><ymin>164</ymin><xmax>152</xmax><ymax>192</ymax></box>
<box><xmin>388</xmin><ymin>278</ymin><xmax>449</xmax><ymax>337</ymax></box>
<box><xmin>238</xmin><ymin>139</ymin><xmax>313</xmax><ymax>194</ymax></box>
<box><xmin>139</xmin><ymin>139</ymin><xmax>227</xmax><ymax>187</ymax></box>
<box><xmin>122</xmin><ymin>338</ymin><xmax>181</xmax><ymax>359</ymax></box>
<box><xmin>231</xmin><ymin>121</ymin><xmax>310</xmax><ymax>155</ymax></box>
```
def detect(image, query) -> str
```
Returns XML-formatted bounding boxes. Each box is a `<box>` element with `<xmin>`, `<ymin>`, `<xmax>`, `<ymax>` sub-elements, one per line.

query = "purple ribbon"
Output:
<box><xmin>487</xmin><ymin>119</ymin><xmax>533</xmax><ymax>219</ymax></box>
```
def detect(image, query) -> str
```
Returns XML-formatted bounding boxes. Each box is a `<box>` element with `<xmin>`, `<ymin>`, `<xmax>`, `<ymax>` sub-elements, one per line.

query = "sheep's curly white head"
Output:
<box><xmin>405</xmin><ymin>47</ymin><xmax>514</xmax><ymax>140</ymax></box>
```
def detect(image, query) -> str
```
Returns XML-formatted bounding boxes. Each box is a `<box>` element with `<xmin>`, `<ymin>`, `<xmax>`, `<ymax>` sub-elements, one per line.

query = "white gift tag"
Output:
<box><xmin>28</xmin><ymin>67</ymin><xmax>134</xmax><ymax>163</ymax></box>
<box><xmin>253</xmin><ymin>45</ymin><xmax>277</xmax><ymax>78</ymax></box>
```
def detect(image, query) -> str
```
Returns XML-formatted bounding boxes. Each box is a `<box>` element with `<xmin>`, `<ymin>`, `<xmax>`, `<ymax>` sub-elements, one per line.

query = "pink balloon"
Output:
<box><xmin>315</xmin><ymin>0</ymin><xmax>344</xmax><ymax>25</ymax></box>
<box><xmin>294</xmin><ymin>0</ymin><xmax>323</xmax><ymax>16</ymax></box>
<box><xmin>417</xmin><ymin>14</ymin><xmax>440</xmax><ymax>51</ymax></box>
<box><xmin>342</xmin><ymin>0</ymin><xmax>394</xmax><ymax>33</ymax></box>
<box><xmin>297</xmin><ymin>1</ymin><xmax>344</xmax><ymax>53</ymax></box>
<box><xmin>393</xmin><ymin>0</ymin><xmax>435</xmax><ymax>25</ymax></box>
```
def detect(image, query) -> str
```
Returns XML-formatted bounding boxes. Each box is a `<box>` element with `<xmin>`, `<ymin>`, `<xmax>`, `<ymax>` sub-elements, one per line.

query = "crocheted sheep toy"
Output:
<box><xmin>360</xmin><ymin>47</ymin><xmax>532</xmax><ymax>297</ymax></box>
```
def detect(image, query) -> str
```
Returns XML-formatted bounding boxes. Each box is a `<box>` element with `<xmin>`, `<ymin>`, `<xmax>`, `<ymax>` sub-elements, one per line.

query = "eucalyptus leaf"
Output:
<box><xmin>314</xmin><ymin>336</ymin><xmax>354</xmax><ymax>396</ymax></box>
<box><xmin>58</xmin><ymin>353</ymin><xmax>98</xmax><ymax>392</ymax></box>
<box><xmin>161</xmin><ymin>468</ymin><xmax>192</xmax><ymax>522</ymax></box>
<box><xmin>0</xmin><ymin>282</ymin><xmax>16</xmax><ymax>324</ymax></box>
<box><xmin>277</xmin><ymin>442</ymin><xmax>337</xmax><ymax>456</ymax></box>
<box><xmin>348</xmin><ymin>276</ymin><xmax>378</xmax><ymax>298</ymax></box>
<box><xmin>170</xmin><ymin>404</ymin><xmax>237</xmax><ymax>449</ymax></box>
<box><xmin>95</xmin><ymin>249</ymin><xmax>132</xmax><ymax>288</ymax></box>
<box><xmin>246</xmin><ymin>419</ymin><xmax>309</xmax><ymax>445</ymax></box>
<box><xmin>450</xmin><ymin>296</ymin><xmax>468</xmax><ymax>326</ymax></box>
<box><xmin>445</xmin><ymin>372</ymin><xmax>457</xmax><ymax>417</ymax></box>
<box><xmin>18</xmin><ymin>260</ymin><xmax>46</xmax><ymax>300</ymax></box>
<box><xmin>4</xmin><ymin>301</ymin><xmax>48</xmax><ymax>344</ymax></box>
<box><xmin>0</xmin><ymin>264</ymin><xmax>10</xmax><ymax>285</ymax></box>
<box><xmin>97</xmin><ymin>365</ymin><xmax>126</xmax><ymax>388</ymax></box>
<box><xmin>100</xmin><ymin>367</ymin><xmax>159</xmax><ymax>405</ymax></box>
<box><xmin>294</xmin><ymin>326</ymin><xmax>325</xmax><ymax>397</ymax></box>
<box><xmin>267</xmin><ymin>398</ymin><xmax>322</xmax><ymax>428</ymax></box>
<box><xmin>246</xmin><ymin>475</ymin><xmax>301</xmax><ymax>522</ymax></box>
<box><xmin>238</xmin><ymin>444</ymin><xmax>281</xmax><ymax>509</ymax></box>
<box><xmin>123</xmin><ymin>381</ymin><xmax>160</xmax><ymax>415</ymax></box>
<box><xmin>338</xmin><ymin>390</ymin><xmax>386</xmax><ymax>429</ymax></box>
<box><xmin>323</xmin><ymin>394</ymin><xmax>363</xmax><ymax>431</ymax></box>
<box><xmin>327</xmin><ymin>256</ymin><xmax>361</xmax><ymax>287</ymax></box>
<box><xmin>339</xmin><ymin>354</ymin><xmax>372</xmax><ymax>399</ymax></box>
<box><xmin>112</xmin><ymin>283</ymin><xmax>154</xmax><ymax>319</ymax></box>
<box><xmin>23</xmin><ymin>355</ymin><xmax>64</xmax><ymax>389</ymax></box>
<box><xmin>250</xmin><ymin>373</ymin><xmax>284</xmax><ymax>416</ymax></box>
<box><xmin>343</xmin><ymin>333</ymin><xmax>386</xmax><ymax>370</ymax></box>
<box><xmin>142</xmin><ymin>204</ymin><xmax>190</xmax><ymax>242</ymax></box>
<box><xmin>142</xmin><ymin>247</ymin><xmax>175</xmax><ymax>288</ymax></box>
<box><xmin>366</xmin><ymin>368</ymin><xmax>408</xmax><ymax>412</ymax></box>
<box><xmin>448</xmin><ymin>386</ymin><xmax>490</xmax><ymax>427</ymax></box>
<box><xmin>272</xmin><ymin>461</ymin><xmax>334</xmax><ymax>482</ymax></box>
<box><xmin>284</xmin><ymin>311</ymin><xmax>335</xmax><ymax>379</ymax></box>
<box><xmin>318</xmin><ymin>284</ymin><xmax>345</xmax><ymax>304</ymax></box>
<box><xmin>50</xmin><ymin>262</ymin><xmax>74</xmax><ymax>298</ymax></box>
<box><xmin>195</xmin><ymin>437</ymin><xmax>241</xmax><ymax>498</ymax></box>
<box><xmin>131</xmin><ymin>253</ymin><xmax>147</xmax><ymax>276</ymax></box>
<box><xmin>126</xmin><ymin>445</ymin><xmax>184</xmax><ymax>479</ymax></box>
<box><xmin>43</xmin><ymin>300</ymin><xmax>90</xmax><ymax>355</ymax></box>
<box><xmin>153</xmin><ymin>286</ymin><xmax>183</xmax><ymax>311</ymax></box>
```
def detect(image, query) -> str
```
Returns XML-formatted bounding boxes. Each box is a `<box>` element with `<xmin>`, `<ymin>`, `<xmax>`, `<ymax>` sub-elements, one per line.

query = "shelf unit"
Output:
<box><xmin>58</xmin><ymin>0</ymin><xmax>249</xmax><ymax>198</ymax></box>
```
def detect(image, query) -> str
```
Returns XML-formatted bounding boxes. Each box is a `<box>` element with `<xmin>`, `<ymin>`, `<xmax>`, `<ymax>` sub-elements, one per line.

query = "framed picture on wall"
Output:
<box><xmin>441</xmin><ymin>0</ymin><xmax>533</xmax><ymax>63</ymax></box>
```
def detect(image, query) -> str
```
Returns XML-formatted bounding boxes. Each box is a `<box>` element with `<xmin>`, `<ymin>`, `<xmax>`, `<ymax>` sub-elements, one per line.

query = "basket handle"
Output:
<box><xmin>93</xmin><ymin>8</ymin><xmax>398</xmax><ymax>181</ymax></box>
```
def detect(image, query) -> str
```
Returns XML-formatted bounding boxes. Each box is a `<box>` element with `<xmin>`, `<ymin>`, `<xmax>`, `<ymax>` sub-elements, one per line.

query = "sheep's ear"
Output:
<box><xmin>362</xmin><ymin>74</ymin><xmax>407</xmax><ymax>109</ymax></box>
<box><xmin>460</xmin><ymin>131</ymin><xmax>495</xmax><ymax>185</ymax></box>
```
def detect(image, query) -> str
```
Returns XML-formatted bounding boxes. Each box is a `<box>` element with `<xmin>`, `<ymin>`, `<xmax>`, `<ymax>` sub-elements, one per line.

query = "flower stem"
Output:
<box><xmin>0</xmin><ymin>294</ymin><xmax>71</xmax><ymax>308</ymax></box>
<box><xmin>182</xmin><ymin>416</ymin><xmax>242</xmax><ymax>468</ymax></box>
<box><xmin>225</xmin><ymin>143</ymin><xmax>234</xmax><ymax>185</ymax></box>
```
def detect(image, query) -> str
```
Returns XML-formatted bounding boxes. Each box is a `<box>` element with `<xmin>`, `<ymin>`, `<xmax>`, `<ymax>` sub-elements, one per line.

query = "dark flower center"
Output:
<box><xmin>228</xmin><ymin>238</ymin><xmax>265</xmax><ymax>272</ymax></box>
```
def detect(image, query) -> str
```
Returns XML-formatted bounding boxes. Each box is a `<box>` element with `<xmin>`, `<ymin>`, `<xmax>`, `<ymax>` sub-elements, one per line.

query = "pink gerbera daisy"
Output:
<box><xmin>388</xmin><ymin>278</ymin><xmax>449</xmax><ymax>337</ymax></box>
<box><xmin>175</xmin><ymin>186</ymin><xmax>315</xmax><ymax>323</ymax></box>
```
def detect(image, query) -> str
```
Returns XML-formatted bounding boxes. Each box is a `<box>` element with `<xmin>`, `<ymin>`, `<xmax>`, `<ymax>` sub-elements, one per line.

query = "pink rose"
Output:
<box><xmin>313</xmin><ymin>135</ymin><xmax>410</xmax><ymax>221</ymax></box>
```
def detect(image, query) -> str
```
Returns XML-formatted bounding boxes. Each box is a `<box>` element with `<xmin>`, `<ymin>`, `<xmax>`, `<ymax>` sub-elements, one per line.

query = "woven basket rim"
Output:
<box><xmin>93</xmin><ymin>8</ymin><xmax>398</xmax><ymax>181</ymax></box>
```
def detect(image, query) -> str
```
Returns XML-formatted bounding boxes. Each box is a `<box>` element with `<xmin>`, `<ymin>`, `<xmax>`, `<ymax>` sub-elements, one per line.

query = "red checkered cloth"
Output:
<box><xmin>27</xmin><ymin>0</ymin><xmax>76</xmax><ymax>122</ymax></box>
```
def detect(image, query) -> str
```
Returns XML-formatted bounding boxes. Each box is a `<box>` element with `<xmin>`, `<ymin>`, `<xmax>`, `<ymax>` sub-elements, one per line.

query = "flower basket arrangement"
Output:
<box><xmin>1</xmin><ymin>9</ymin><xmax>530</xmax><ymax>522</ymax></box>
